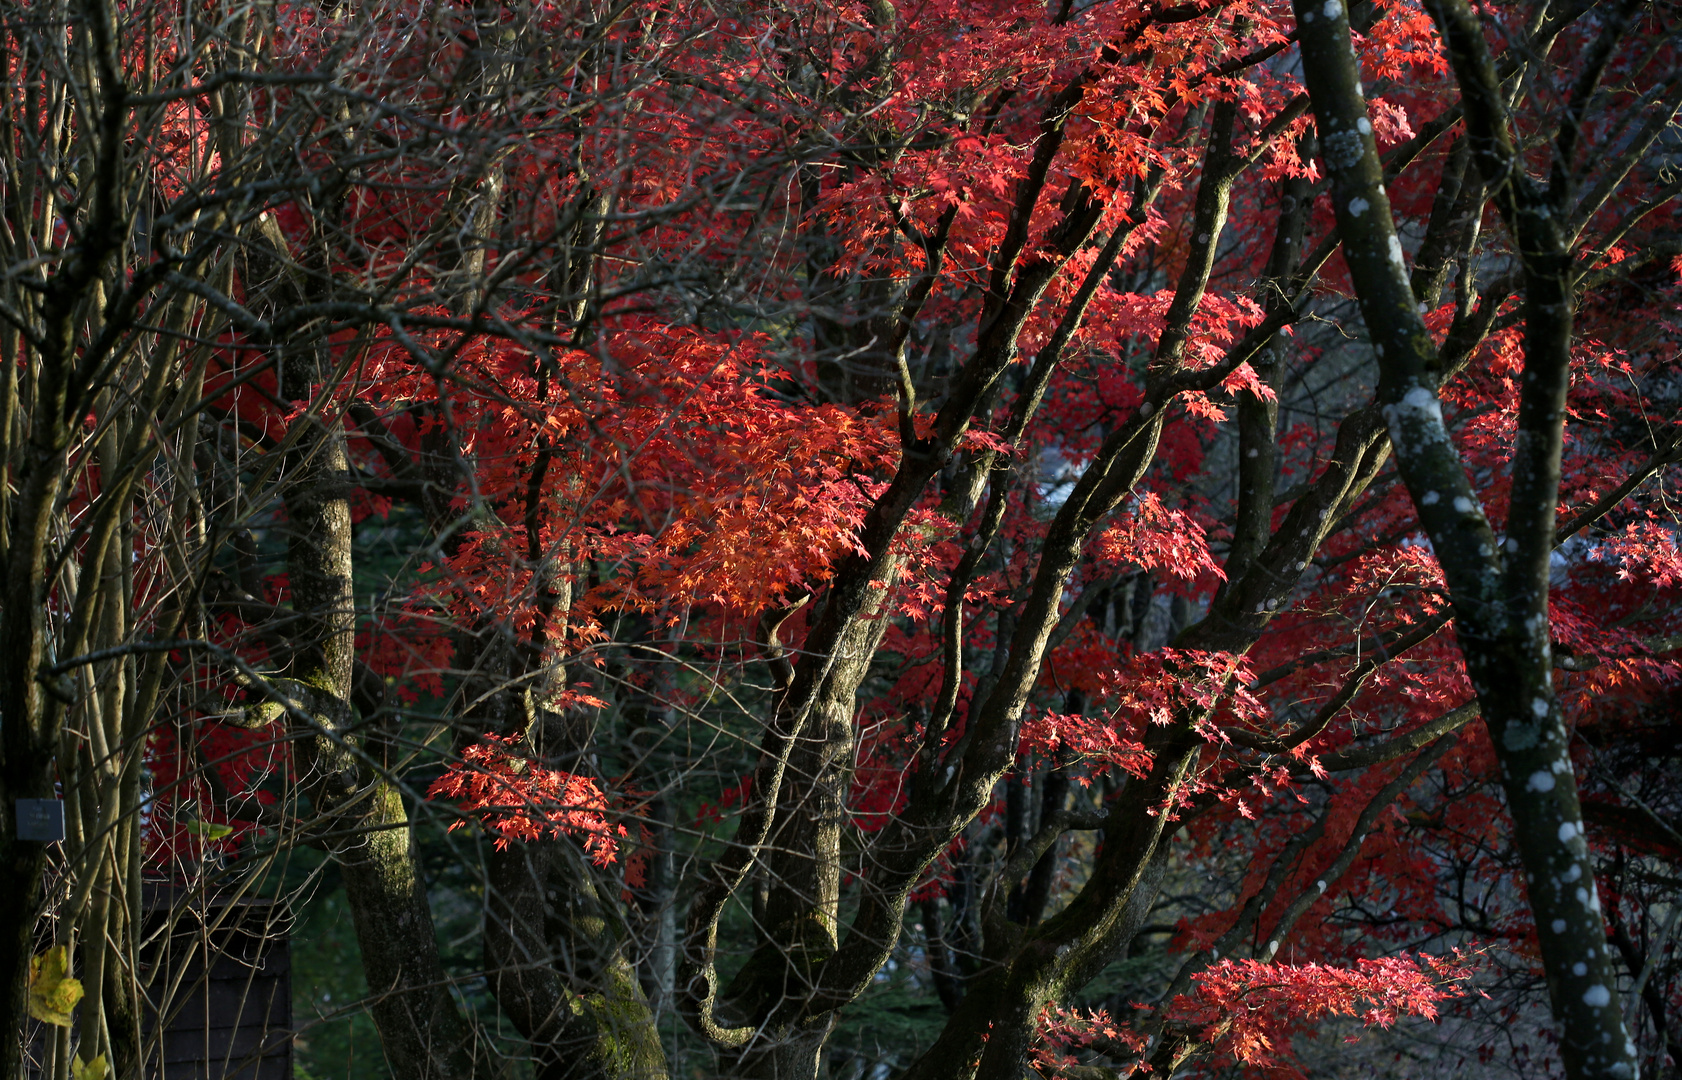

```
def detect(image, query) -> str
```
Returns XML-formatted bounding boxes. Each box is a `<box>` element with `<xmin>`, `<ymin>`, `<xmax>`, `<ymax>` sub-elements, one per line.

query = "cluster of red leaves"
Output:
<box><xmin>143</xmin><ymin>718</ymin><xmax>289</xmax><ymax>870</ymax></box>
<box><xmin>1023</xmin><ymin>649</ymin><xmax>1270</xmax><ymax>806</ymax></box>
<box><xmin>1031</xmin><ymin>1004</ymin><xmax>1146</xmax><ymax>1077</ymax></box>
<box><xmin>335</xmin><ymin>318</ymin><xmax>900</xmax><ymax>699</ymax></box>
<box><xmin>1090</xmin><ymin>492</ymin><xmax>1222</xmax><ymax>583</ymax></box>
<box><xmin>1018</xmin><ymin>710</ymin><xmax>1154</xmax><ymax>782</ymax></box>
<box><xmin>425</xmin><ymin>735</ymin><xmax>624</xmax><ymax>865</ymax></box>
<box><xmin>1099</xmin><ymin>650</ymin><xmax>1266</xmax><ymax>730</ymax></box>
<box><xmin>1169</xmin><ymin>954</ymin><xmax>1477</xmax><ymax>1075</ymax></box>
<box><xmin>1031</xmin><ymin>954</ymin><xmax>1475</xmax><ymax>1078</ymax></box>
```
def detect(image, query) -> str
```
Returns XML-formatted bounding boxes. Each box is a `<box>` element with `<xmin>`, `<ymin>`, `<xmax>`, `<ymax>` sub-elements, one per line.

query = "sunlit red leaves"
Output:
<box><xmin>426</xmin><ymin>734</ymin><xmax>624</xmax><ymax>864</ymax></box>
<box><xmin>578</xmin><ymin>328</ymin><xmax>900</xmax><ymax>616</ymax></box>
<box><xmin>1019</xmin><ymin>709</ymin><xmax>1155</xmax><ymax>782</ymax></box>
<box><xmin>1022</xmin><ymin>650</ymin><xmax>1266</xmax><ymax>794</ymax></box>
<box><xmin>1359</xmin><ymin>0</ymin><xmax>1449</xmax><ymax>81</ymax></box>
<box><xmin>1335</xmin><ymin>539</ymin><xmax>1450</xmax><ymax>612</ymax></box>
<box><xmin>1590</xmin><ymin>521</ymin><xmax>1682</xmax><ymax>588</ymax></box>
<box><xmin>1091</xmin><ymin>491</ymin><xmax>1221</xmax><ymax>582</ymax></box>
<box><xmin>1029</xmin><ymin>954</ymin><xmax>1473</xmax><ymax>1078</ymax></box>
<box><xmin>345</xmin><ymin>319</ymin><xmax>901</xmax><ymax>664</ymax></box>
<box><xmin>1168</xmin><ymin>953</ymin><xmax>1476</xmax><ymax>1075</ymax></box>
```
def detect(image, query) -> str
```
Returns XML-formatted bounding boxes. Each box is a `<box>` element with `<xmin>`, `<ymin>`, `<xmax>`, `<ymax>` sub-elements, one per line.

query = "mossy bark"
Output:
<box><xmin>484</xmin><ymin>839</ymin><xmax>668</xmax><ymax>1080</ymax></box>
<box><xmin>282</xmin><ymin>397</ymin><xmax>481</xmax><ymax>1080</ymax></box>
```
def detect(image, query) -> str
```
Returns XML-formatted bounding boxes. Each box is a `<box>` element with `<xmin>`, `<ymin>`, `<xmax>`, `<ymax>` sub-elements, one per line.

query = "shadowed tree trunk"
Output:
<box><xmin>1293</xmin><ymin>0</ymin><xmax>1642</xmax><ymax>1074</ymax></box>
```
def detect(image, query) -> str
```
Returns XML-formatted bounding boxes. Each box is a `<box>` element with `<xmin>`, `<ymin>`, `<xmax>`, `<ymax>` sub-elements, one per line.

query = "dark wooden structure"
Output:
<box><xmin>141</xmin><ymin>895</ymin><xmax>293</xmax><ymax>1080</ymax></box>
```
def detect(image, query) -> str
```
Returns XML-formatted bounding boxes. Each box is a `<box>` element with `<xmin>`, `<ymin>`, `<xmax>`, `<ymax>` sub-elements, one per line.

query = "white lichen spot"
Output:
<box><xmin>1388</xmin><ymin>234</ymin><xmax>1406</xmax><ymax>266</ymax></box>
<box><xmin>1532</xmin><ymin>697</ymin><xmax>1549</xmax><ymax>718</ymax></box>
<box><xmin>1454</xmin><ymin>496</ymin><xmax>1475</xmax><ymax>514</ymax></box>
<box><xmin>1583</xmin><ymin>985</ymin><xmax>1611</xmax><ymax>1008</ymax></box>
<box><xmin>1267</xmin><ymin>939</ymin><xmax>1280</xmax><ymax>956</ymax></box>
<box><xmin>1401</xmin><ymin>386</ymin><xmax>1442</xmax><ymax>421</ymax></box>
<box><xmin>1421</xmin><ymin>490</ymin><xmax>1440</xmax><ymax>506</ymax></box>
<box><xmin>1573</xmin><ymin>962</ymin><xmax>1588</xmax><ymax>976</ymax></box>
<box><xmin>1559</xmin><ymin>821</ymin><xmax>1579</xmax><ymax>842</ymax></box>
<box><xmin>1551</xmin><ymin>919</ymin><xmax>1567</xmax><ymax>933</ymax></box>
<box><xmin>1357</xmin><ymin>117</ymin><xmax>1373</xmax><ymax>135</ymax></box>
<box><xmin>1563</xmin><ymin>863</ymin><xmax>1582</xmax><ymax>883</ymax></box>
<box><xmin>1554</xmin><ymin>757</ymin><xmax>1572</xmax><ymax>773</ymax></box>
<box><xmin>1321</xmin><ymin>129</ymin><xmax>1365</xmax><ymax>170</ymax></box>
<box><xmin>1317</xmin><ymin>880</ymin><xmax>1327</xmax><ymax>892</ymax></box>
<box><xmin>1246</xmin><ymin>447</ymin><xmax>1258</xmax><ymax>458</ymax></box>
<box><xmin>1323</xmin><ymin>0</ymin><xmax>1343</xmax><ymax>14</ymax></box>
<box><xmin>1526</xmin><ymin>770</ymin><xmax>1555</xmax><ymax>792</ymax></box>
<box><xmin>1348</xmin><ymin>197</ymin><xmax>1370</xmax><ymax>216</ymax></box>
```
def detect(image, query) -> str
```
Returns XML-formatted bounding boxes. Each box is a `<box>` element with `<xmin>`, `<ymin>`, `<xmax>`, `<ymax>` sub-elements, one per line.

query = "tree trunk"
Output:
<box><xmin>1293</xmin><ymin>2</ymin><xmax>1642</xmax><ymax>1075</ymax></box>
<box><xmin>281</xmin><ymin>397</ymin><xmax>481</xmax><ymax>1080</ymax></box>
<box><xmin>485</xmin><ymin>841</ymin><xmax>668</xmax><ymax>1080</ymax></box>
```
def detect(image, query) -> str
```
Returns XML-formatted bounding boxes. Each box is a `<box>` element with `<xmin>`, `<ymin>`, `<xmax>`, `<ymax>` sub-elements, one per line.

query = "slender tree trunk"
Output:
<box><xmin>1293</xmin><ymin>3</ymin><xmax>1641</xmax><ymax>1075</ymax></box>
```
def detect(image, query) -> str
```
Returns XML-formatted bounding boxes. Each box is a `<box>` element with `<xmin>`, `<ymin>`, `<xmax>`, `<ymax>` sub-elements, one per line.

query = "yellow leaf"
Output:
<box><xmin>185</xmin><ymin>819</ymin><xmax>234</xmax><ymax>840</ymax></box>
<box><xmin>27</xmin><ymin>946</ymin><xmax>83</xmax><ymax>1026</ymax></box>
<box><xmin>72</xmin><ymin>1054</ymin><xmax>107</xmax><ymax>1080</ymax></box>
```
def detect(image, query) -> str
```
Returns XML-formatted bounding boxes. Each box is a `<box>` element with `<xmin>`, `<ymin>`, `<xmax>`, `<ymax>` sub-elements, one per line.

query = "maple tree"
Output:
<box><xmin>0</xmin><ymin>0</ymin><xmax>1679</xmax><ymax>1079</ymax></box>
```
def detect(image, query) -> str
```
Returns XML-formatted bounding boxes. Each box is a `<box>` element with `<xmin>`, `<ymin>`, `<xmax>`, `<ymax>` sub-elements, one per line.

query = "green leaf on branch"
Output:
<box><xmin>27</xmin><ymin>946</ymin><xmax>83</xmax><ymax>1026</ymax></box>
<box><xmin>72</xmin><ymin>1053</ymin><xmax>108</xmax><ymax>1080</ymax></box>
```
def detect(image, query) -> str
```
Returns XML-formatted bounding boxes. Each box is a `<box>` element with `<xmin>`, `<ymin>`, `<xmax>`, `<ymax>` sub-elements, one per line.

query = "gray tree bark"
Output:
<box><xmin>1292</xmin><ymin>1</ymin><xmax>1642</xmax><ymax>1074</ymax></box>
